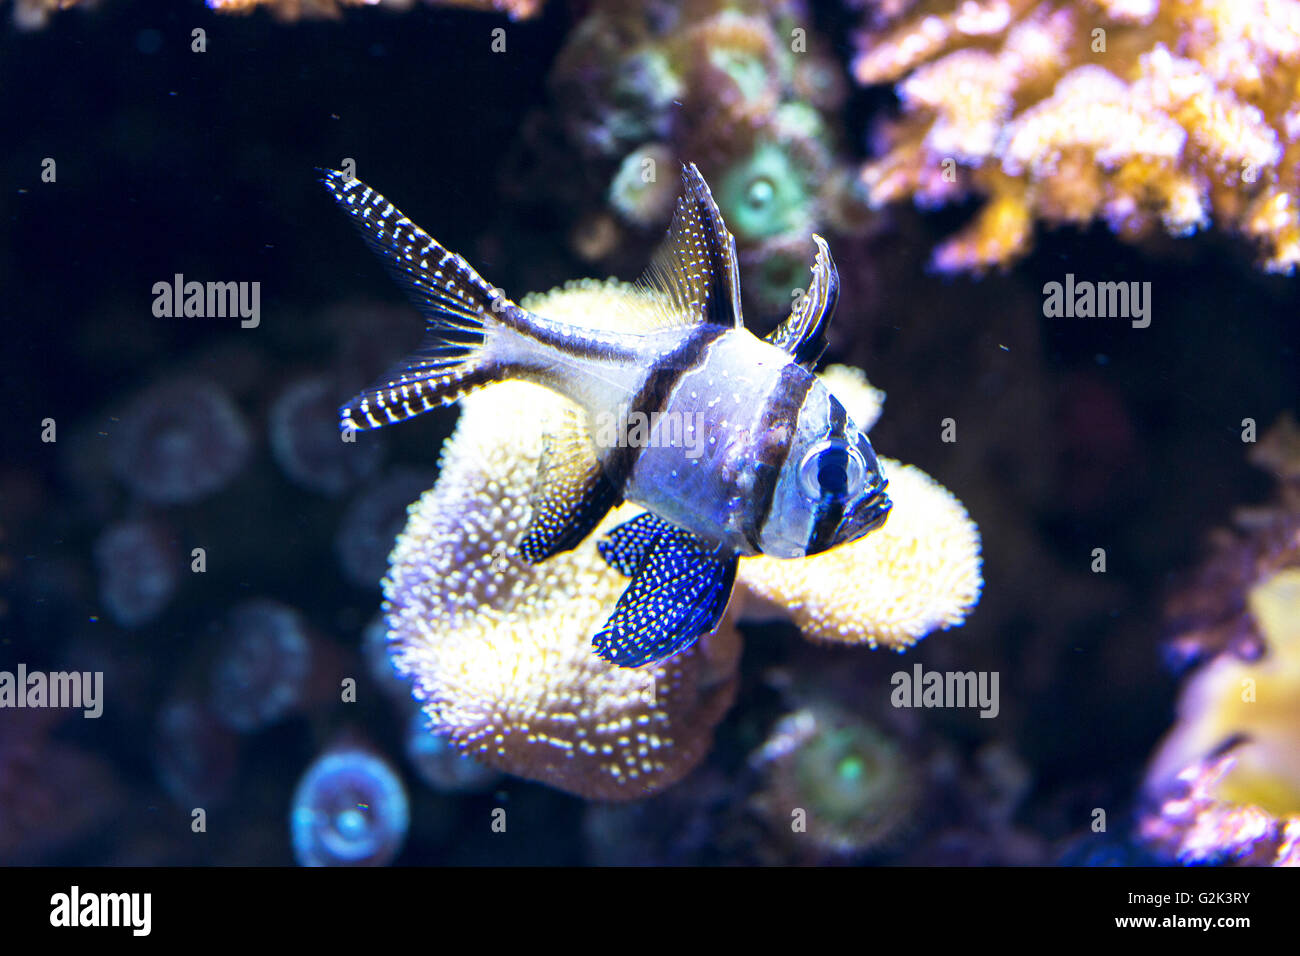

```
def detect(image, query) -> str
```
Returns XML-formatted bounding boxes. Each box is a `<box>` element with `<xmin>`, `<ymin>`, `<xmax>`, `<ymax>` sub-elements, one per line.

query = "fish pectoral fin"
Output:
<box><xmin>633</xmin><ymin>163</ymin><xmax>743</xmax><ymax>331</ymax></box>
<box><xmin>517</xmin><ymin>409</ymin><xmax>620</xmax><ymax>563</ymax></box>
<box><xmin>765</xmin><ymin>234</ymin><xmax>838</xmax><ymax>370</ymax></box>
<box><xmin>592</xmin><ymin>516</ymin><xmax>738</xmax><ymax>669</ymax></box>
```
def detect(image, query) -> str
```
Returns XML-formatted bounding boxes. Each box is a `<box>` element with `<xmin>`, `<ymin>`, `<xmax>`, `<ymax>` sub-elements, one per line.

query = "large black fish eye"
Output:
<box><xmin>798</xmin><ymin>439</ymin><xmax>866</xmax><ymax>501</ymax></box>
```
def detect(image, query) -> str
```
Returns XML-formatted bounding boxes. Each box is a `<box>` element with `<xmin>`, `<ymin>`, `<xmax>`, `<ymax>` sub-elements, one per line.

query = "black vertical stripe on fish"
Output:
<box><xmin>806</xmin><ymin>398</ymin><xmax>849</xmax><ymax>555</ymax></box>
<box><xmin>604</xmin><ymin>324</ymin><xmax>730</xmax><ymax>487</ymax></box>
<box><xmin>743</xmin><ymin>363</ymin><xmax>816</xmax><ymax>552</ymax></box>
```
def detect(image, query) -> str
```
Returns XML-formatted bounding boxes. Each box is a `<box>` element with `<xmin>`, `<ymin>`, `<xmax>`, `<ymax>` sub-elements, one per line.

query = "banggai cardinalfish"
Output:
<box><xmin>321</xmin><ymin>164</ymin><xmax>891</xmax><ymax>668</ymax></box>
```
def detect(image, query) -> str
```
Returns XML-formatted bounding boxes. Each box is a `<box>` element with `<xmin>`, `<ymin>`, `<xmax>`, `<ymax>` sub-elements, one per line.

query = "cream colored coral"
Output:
<box><xmin>386</xmin><ymin>381</ymin><xmax>739</xmax><ymax>801</ymax></box>
<box><xmin>738</xmin><ymin>457</ymin><xmax>982</xmax><ymax>649</ymax></box>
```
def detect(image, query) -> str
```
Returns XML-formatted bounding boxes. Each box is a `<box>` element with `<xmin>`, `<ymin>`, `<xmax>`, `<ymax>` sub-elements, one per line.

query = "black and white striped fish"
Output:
<box><xmin>321</xmin><ymin>164</ymin><xmax>891</xmax><ymax>668</ymax></box>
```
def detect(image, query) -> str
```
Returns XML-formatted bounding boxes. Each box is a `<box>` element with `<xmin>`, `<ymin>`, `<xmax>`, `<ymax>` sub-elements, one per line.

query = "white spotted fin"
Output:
<box><xmin>633</xmin><ymin>163</ymin><xmax>744</xmax><ymax>331</ymax></box>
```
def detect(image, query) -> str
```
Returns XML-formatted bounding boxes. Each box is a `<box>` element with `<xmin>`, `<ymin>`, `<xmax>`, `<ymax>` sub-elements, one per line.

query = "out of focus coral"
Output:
<box><xmin>204</xmin><ymin>0</ymin><xmax>543</xmax><ymax>22</ymax></box>
<box><xmin>270</xmin><ymin>375</ymin><xmax>385</xmax><ymax>497</ymax></box>
<box><xmin>1142</xmin><ymin>416</ymin><xmax>1300</xmax><ymax>865</ymax></box>
<box><xmin>749</xmin><ymin>705</ymin><xmax>916</xmax><ymax>857</ymax></box>
<box><xmin>516</xmin><ymin>0</ymin><xmax>870</xmax><ymax>318</ymax></box>
<box><xmin>1142</xmin><ymin>753</ymin><xmax>1300</xmax><ymax>866</ymax></box>
<box><xmin>8</xmin><ymin>0</ymin><xmax>101</xmax><ymax>31</ymax></box>
<box><xmin>109</xmin><ymin>377</ymin><xmax>251</xmax><ymax>505</ymax></box>
<box><xmin>335</xmin><ymin>467</ymin><xmax>436</xmax><ymax>588</ymax></box>
<box><xmin>290</xmin><ymin>743</ymin><xmax>410</xmax><ymax>866</ymax></box>
<box><xmin>403</xmin><ymin>709</ymin><xmax>503</xmax><ymax>792</ymax></box>
<box><xmin>384</xmin><ymin>280</ymin><xmax>979</xmax><ymax>800</ymax></box>
<box><xmin>0</xmin><ymin>710</ymin><xmax>124</xmax><ymax>863</ymax></box>
<box><xmin>93</xmin><ymin>518</ymin><xmax>179</xmax><ymax>628</ymax></box>
<box><xmin>9</xmin><ymin>0</ymin><xmax>542</xmax><ymax>29</ymax></box>
<box><xmin>855</xmin><ymin>0</ymin><xmax>1300</xmax><ymax>273</ymax></box>
<box><xmin>209</xmin><ymin>598</ymin><xmax>340</xmax><ymax>732</ymax></box>
<box><xmin>154</xmin><ymin>697</ymin><xmax>240</xmax><ymax>807</ymax></box>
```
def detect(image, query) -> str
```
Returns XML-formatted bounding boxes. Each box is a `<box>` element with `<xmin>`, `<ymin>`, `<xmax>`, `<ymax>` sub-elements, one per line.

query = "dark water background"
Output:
<box><xmin>1</xmin><ymin>0</ymin><xmax>1296</xmax><ymax>865</ymax></box>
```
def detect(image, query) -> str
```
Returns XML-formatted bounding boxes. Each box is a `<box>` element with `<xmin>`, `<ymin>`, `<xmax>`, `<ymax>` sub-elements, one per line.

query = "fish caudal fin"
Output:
<box><xmin>320</xmin><ymin>169</ymin><xmax>520</xmax><ymax>431</ymax></box>
<box><xmin>594</xmin><ymin>512</ymin><xmax>738</xmax><ymax>668</ymax></box>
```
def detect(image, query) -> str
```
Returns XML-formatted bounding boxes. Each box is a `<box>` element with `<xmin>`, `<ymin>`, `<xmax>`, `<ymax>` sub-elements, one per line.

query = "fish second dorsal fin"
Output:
<box><xmin>764</xmin><ymin>234</ymin><xmax>839</xmax><ymax>370</ymax></box>
<box><xmin>634</xmin><ymin>163</ymin><xmax>743</xmax><ymax>331</ymax></box>
<box><xmin>517</xmin><ymin>407</ymin><xmax>621</xmax><ymax>563</ymax></box>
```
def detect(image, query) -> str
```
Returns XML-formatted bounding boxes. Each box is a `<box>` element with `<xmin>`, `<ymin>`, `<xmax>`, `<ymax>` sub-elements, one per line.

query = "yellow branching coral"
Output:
<box><xmin>1143</xmin><ymin>416</ymin><xmax>1300</xmax><ymax>864</ymax></box>
<box><xmin>1148</xmin><ymin>569</ymin><xmax>1300</xmax><ymax>816</ymax></box>
<box><xmin>384</xmin><ymin>279</ymin><xmax>980</xmax><ymax>799</ymax></box>
<box><xmin>855</xmin><ymin>0</ymin><xmax>1300</xmax><ymax>273</ymax></box>
<box><xmin>10</xmin><ymin>0</ymin><xmax>100</xmax><ymax>31</ymax></box>
<box><xmin>206</xmin><ymin>0</ymin><xmax>543</xmax><ymax>22</ymax></box>
<box><xmin>10</xmin><ymin>0</ymin><xmax>542</xmax><ymax>27</ymax></box>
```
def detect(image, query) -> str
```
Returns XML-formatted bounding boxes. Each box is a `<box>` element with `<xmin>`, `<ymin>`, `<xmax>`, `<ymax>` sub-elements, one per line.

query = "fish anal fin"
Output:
<box><xmin>765</xmin><ymin>234</ymin><xmax>839</xmax><ymax>370</ymax></box>
<box><xmin>518</xmin><ymin>410</ymin><xmax>620</xmax><ymax>563</ymax></box>
<box><xmin>593</xmin><ymin>515</ymin><xmax>738</xmax><ymax>668</ymax></box>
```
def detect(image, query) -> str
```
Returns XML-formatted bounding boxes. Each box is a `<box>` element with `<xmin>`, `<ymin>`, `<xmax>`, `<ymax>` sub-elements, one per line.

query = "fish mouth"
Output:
<box><xmin>838</xmin><ymin>485</ymin><xmax>892</xmax><ymax>544</ymax></box>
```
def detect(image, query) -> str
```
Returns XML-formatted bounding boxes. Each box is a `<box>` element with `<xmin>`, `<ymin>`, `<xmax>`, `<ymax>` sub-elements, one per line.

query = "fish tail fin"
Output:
<box><xmin>320</xmin><ymin>169</ymin><xmax>524</xmax><ymax>431</ymax></box>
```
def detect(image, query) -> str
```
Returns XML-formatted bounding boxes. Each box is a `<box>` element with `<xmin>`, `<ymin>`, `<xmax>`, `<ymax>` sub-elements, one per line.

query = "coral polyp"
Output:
<box><xmin>290</xmin><ymin>746</ymin><xmax>410</xmax><ymax>867</ymax></box>
<box><xmin>751</xmin><ymin>707</ymin><xmax>916</xmax><ymax>858</ymax></box>
<box><xmin>93</xmin><ymin>519</ymin><xmax>179</xmax><ymax>628</ymax></box>
<box><xmin>210</xmin><ymin>599</ymin><xmax>316</xmax><ymax>732</ymax></box>
<box><xmin>109</xmin><ymin>377</ymin><xmax>251</xmax><ymax>505</ymax></box>
<box><xmin>269</xmin><ymin>375</ymin><xmax>384</xmax><ymax>497</ymax></box>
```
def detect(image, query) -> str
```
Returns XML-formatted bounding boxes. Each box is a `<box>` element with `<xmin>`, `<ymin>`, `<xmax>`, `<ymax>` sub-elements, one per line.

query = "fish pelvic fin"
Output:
<box><xmin>320</xmin><ymin>169</ymin><xmax>524</xmax><ymax>431</ymax></box>
<box><xmin>518</xmin><ymin>406</ymin><xmax>621</xmax><ymax>563</ymax></box>
<box><xmin>593</xmin><ymin>512</ymin><xmax>738</xmax><ymax>668</ymax></box>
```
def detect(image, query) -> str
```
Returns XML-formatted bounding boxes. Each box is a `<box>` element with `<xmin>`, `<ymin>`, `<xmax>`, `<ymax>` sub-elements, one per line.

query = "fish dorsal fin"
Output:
<box><xmin>764</xmin><ymin>234</ymin><xmax>839</xmax><ymax>370</ymax></box>
<box><xmin>517</xmin><ymin>407</ymin><xmax>621</xmax><ymax>563</ymax></box>
<box><xmin>634</xmin><ymin>163</ymin><xmax>743</xmax><ymax>331</ymax></box>
<box><xmin>592</xmin><ymin>512</ymin><xmax>738</xmax><ymax>668</ymax></box>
